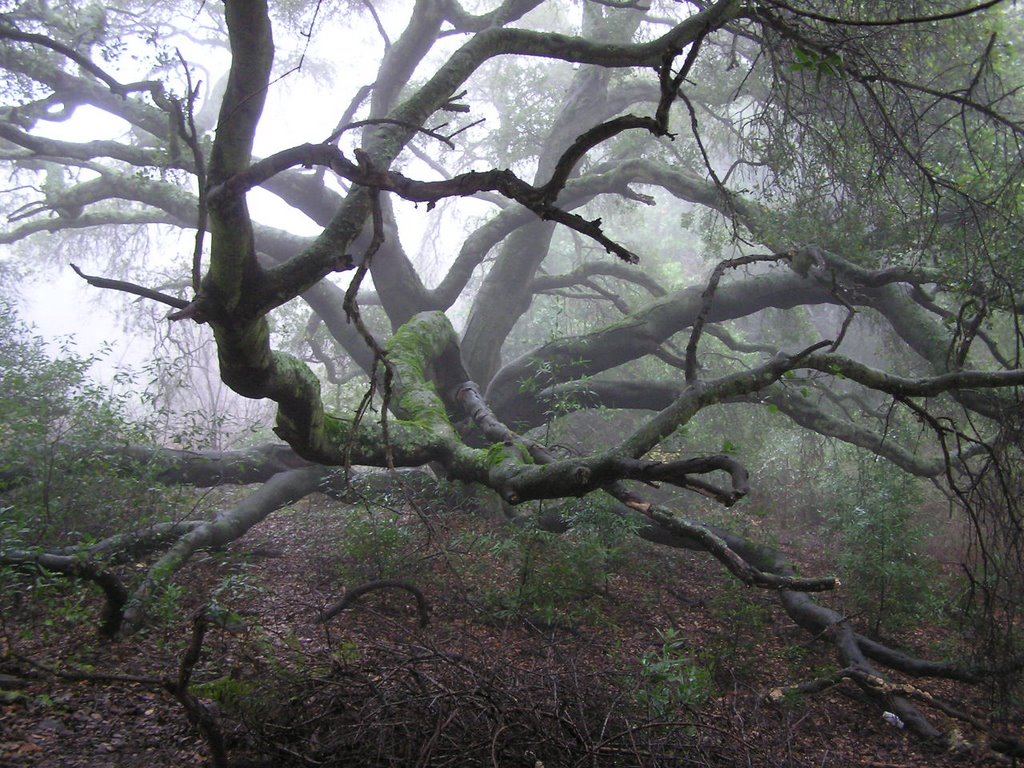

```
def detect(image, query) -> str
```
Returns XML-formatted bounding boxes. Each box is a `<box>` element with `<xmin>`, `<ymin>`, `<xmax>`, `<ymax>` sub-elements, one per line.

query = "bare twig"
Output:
<box><xmin>70</xmin><ymin>263</ymin><xmax>190</xmax><ymax>310</ymax></box>
<box><xmin>319</xmin><ymin>579</ymin><xmax>430</xmax><ymax>626</ymax></box>
<box><xmin>162</xmin><ymin>610</ymin><xmax>229</xmax><ymax>768</ymax></box>
<box><xmin>685</xmin><ymin>254</ymin><xmax>785</xmax><ymax>382</ymax></box>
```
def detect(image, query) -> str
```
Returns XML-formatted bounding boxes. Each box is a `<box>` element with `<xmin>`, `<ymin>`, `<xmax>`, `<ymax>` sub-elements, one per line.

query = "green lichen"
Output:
<box><xmin>392</xmin><ymin>382</ymin><xmax>450</xmax><ymax>431</ymax></box>
<box><xmin>271</xmin><ymin>351</ymin><xmax>321</xmax><ymax>396</ymax></box>
<box><xmin>321</xmin><ymin>413</ymin><xmax>352</xmax><ymax>445</ymax></box>
<box><xmin>320</xmin><ymin>410</ymin><xmax>453</xmax><ymax>467</ymax></box>
<box><xmin>387</xmin><ymin>311</ymin><xmax>456</xmax><ymax>365</ymax></box>
<box><xmin>484</xmin><ymin>442</ymin><xmax>515</xmax><ymax>467</ymax></box>
<box><xmin>288</xmin><ymin>311</ymin><xmax>479</xmax><ymax>467</ymax></box>
<box><xmin>385</xmin><ymin>312</ymin><xmax>461</xmax><ymax>431</ymax></box>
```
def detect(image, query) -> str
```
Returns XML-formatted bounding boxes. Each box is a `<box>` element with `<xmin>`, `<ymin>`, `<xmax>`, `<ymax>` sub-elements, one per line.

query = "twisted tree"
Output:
<box><xmin>2</xmin><ymin>0</ymin><xmax>1024</xmax><ymax>755</ymax></box>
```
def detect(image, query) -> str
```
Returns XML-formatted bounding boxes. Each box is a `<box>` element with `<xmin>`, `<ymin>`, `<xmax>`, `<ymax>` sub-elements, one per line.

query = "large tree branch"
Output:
<box><xmin>526</xmin><ymin>376</ymin><xmax>986</xmax><ymax>478</ymax></box>
<box><xmin>109</xmin><ymin>443</ymin><xmax>315</xmax><ymax>486</ymax></box>
<box><xmin>0</xmin><ymin>209</ymin><xmax>178</xmax><ymax>245</ymax></box>
<box><xmin>0</xmin><ymin>123</ymin><xmax>186</xmax><ymax>169</ymax></box>
<box><xmin>759</xmin><ymin>0</ymin><xmax>1008</xmax><ymax>28</ymax></box>
<box><xmin>486</xmin><ymin>268</ymin><xmax>831</xmax><ymax>415</ymax></box>
<box><xmin>120</xmin><ymin>464</ymin><xmax>330</xmax><ymax>635</ymax></box>
<box><xmin>799</xmin><ymin>352</ymin><xmax>1024</xmax><ymax>398</ymax></box>
<box><xmin>485</xmin><ymin>246</ymin><xmax>995</xmax><ymax>422</ymax></box>
<box><xmin>0</xmin><ymin>21</ymin><xmax>166</xmax><ymax>99</ymax></box>
<box><xmin>0</xmin><ymin>45</ymin><xmax>173</xmax><ymax>139</ymax></box>
<box><xmin>209</xmin><ymin>141</ymin><xmax>643</xmax><ymax>266</ymax></box>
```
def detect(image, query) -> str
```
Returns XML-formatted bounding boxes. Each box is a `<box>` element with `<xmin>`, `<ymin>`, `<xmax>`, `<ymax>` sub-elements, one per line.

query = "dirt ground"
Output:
<box><xmin>1</xmin><ymin>490</ymin><xmax>1019</xmax><ymax>767</ymax></box>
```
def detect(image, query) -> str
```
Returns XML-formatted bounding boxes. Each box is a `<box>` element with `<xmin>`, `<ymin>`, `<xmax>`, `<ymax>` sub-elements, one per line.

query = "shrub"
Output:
<box><xmin>634</xmin><ymin>627</ymin><xmax>716</xmax><ymax>721</ymax></box>
<box><xmin>472</xmin><ymin>495</ymin><xmax>637</xmax><ymax>626</ymax></box>
<box><xmin>827</xmin><ymin>450</ymin><xmax>939</xmax><ymax>638</ymax></box>
<box><xmin>0</xmin><ymin>301</ymin><xmax>172</xmax><ymax>547</ymax></box>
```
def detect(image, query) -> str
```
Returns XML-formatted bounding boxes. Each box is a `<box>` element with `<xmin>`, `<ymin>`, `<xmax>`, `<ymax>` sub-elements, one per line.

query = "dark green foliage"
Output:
<box><xmin>334</xmin><ymin>504</ymin><xmax>416</xmax><ymax>583</ymax></box>
<box><xmin>0</xmin><ymin>301</ymin><xmax>173</xmax><ymax>547</ymax></box>
<box><xmin>633</xmin><ymin>627</ymin><xmax>716</xmax><ymax>721</ymax></box>
<box><xmin>468</xmin><ymin>495</ymin><xmax>637</xmax><ymax>626</ymax></box>
<box><xmin>827</xmin><ymin>448</ymin><xmax>939</xmax><ymax>638</ymax></box>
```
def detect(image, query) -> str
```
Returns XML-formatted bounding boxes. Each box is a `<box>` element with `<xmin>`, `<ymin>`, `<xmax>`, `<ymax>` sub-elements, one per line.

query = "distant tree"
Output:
<box><xmin>2</xmin><ymin>0</ymin><xmax>1024</xmax><ymax>753</ymax></box>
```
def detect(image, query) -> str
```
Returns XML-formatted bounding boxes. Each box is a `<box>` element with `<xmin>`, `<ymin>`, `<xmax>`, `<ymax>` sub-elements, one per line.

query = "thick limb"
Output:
<box><xmin>119</xmin><ymin>464</ymin><xmax>331</xmax><ymax>635</ymax></box>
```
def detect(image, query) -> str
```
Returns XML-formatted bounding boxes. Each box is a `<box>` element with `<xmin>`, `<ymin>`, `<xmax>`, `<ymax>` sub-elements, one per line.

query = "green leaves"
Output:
<box><xmin>634</xmin><ymin>627</ymin><xmax>716</xmax><ymax>719</ymax></box>
<box><xmin>826</xmin><ymin>448</ymin><xmax>938</xmax><ymax>637</ymax></box>
<box><xmin>0</xmin><ymin>301</ymin><xmax>172</xmax><ymax>546</ymax></box>
<box><xmin>789</xmin><ymin>47</ymin><xmax>845</xmax><ymax>79</ymax></box>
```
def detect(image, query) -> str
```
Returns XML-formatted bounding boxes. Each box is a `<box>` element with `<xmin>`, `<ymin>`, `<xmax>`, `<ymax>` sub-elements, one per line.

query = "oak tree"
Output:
<box><xmin>2</xmin><ymin>0</ymin><xmax>1024</xmax><ymax>754</ymax></box>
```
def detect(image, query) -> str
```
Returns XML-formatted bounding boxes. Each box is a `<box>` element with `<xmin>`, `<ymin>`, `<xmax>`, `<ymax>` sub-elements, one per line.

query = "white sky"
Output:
<box><xmin>0</xmin><ymin>1</ymin><xmax>514</xmax><ymax>449</ymax></box>
<box><xmin>2</xmin><ymin>8</ymin><xmax>386</xmax><ymax>366</ymax></box>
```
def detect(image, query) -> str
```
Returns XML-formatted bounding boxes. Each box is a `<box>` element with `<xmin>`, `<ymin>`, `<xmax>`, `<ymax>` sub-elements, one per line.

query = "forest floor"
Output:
<box><xmin>0</xmin><ymin>478</ymin><xmax>1019</xmax><ymax>767</ymax></box>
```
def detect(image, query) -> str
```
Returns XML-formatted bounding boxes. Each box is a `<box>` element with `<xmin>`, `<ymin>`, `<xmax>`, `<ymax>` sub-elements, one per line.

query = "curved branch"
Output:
<box><xmin>71</xmin><ymin>263</ymin><xmax>189</xmax><ymax>311</ymax></box>
<box><xmin>0</xmin><ymin>209</ymin><xmax>179</xmax><ymax>245</ymax></box>
<box><xmin>531</xmin><ymin>260</ymin><xmax>666</xmax><ymax>297</ymax></box>
<box><xmin>800</xmin><ymin>352</ymin><xmax>1024</xmax><ymax>398</ymax></box>
<box><xmin>0</xmin><ymin>122</ymin><xmax>187</xmax><ymax>169</ymax></box>
<box><xmin>686</xmin><ymin>254</ymin><xmax>785</xmax><ymax>381</ymax></box>
<box><xmin>109</xmin><ymin>443</ymin><xmax>315</xmax><ymax>486</ymax></box>
<box><xmin>624</xmin><ymin>497</ymin><xmax>837</xmax><ymax>591</ymax></box>
<box><xmin>319</xmin><ymin>579</ymin><xmax>430</xmax><ymax>626</ymax></box>
<box><xmin>449</xmin><ymin>371</ymin><xmax>835</xmax><ymax>592</ymax></box>
<box><xmin>0</xmin><ymin>551</ymin><xmax>127</xmax><ymax>637</ymax></box>
<box><xmin>120</xmin><ymin>464</ymin><xmax>330</xmax><ymax>635</ymax></box>
<box><xmin>209</xmin><ymin>142</ymin><xmax>642</xmax><ymax>263</ymax></box>
<box><xmin>760</xmin><ymin>0</ymin><xmax>1008</xmax><ymax>30</ymax></box>
<box><xmin>0</xmin><ymin>21</ymin><xmax>167</xmax><ymax>99</ymax></box>
<box><xmin>440</xmin><ymin>0</ymin><xmax>544</xmax><ymax>33</ymax></box>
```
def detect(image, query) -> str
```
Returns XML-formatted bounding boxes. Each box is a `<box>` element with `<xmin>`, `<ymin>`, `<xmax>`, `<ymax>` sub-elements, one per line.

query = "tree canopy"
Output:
<box><xmin>2</xmin><ymin>0</ymin><xmax>1024</xmax><ymax>760</ymax></box>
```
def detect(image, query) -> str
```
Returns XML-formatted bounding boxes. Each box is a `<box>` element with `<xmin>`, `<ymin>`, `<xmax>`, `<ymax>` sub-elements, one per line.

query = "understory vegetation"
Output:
<box><xmin>0</xmin><ymin>460</ymin><xmax>986</xmax><ymax>767</ymax></box>
<box><xmin>0</xmin><ymin>301</ymin><xmax>1018</xmax><ymax>766</ymax></box>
